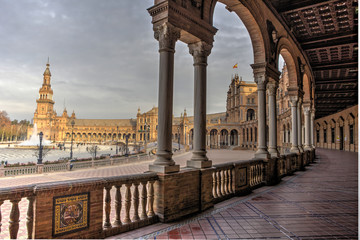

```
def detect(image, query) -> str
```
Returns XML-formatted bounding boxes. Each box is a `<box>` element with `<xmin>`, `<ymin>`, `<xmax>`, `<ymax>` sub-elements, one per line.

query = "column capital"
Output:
<box><xmin>154</xmin><ymin>22</ymin><xmax>180</xmax><ymax>52</ymax></box>
<box><xmin>267</xmin><ymin>81</ymin><xmax>278</xmax><ymax>96</ymax></box>
<box><xmin>254</xmin><ymin>71</ymin><xmax>268</xmax><ymax>91</ymax></box>
<box><xmin>303</xmin><ymin>106</ymin><xmax>310</xmax><ymax>115</ymax></box>
<box><xmin>289</xmin><ymin>96</ymin><xmax>298</xmax><ymax>107</ymax></box>
<box><xmin>188</xmin><ymin>41</ymin><xmax>212</xmax><ymax>65</ymax></box>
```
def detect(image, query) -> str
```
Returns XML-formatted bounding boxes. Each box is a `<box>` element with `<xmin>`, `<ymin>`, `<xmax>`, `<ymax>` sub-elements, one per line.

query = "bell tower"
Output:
<box><xmin>33</xmin><ymin>59</ymin><xmax>56</xmax><ymax>140</ymax></box>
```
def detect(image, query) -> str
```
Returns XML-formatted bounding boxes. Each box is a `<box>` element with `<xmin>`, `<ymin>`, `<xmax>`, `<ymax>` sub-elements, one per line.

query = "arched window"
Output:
<box><xmin>246</xmin><ymin>109</ymin><xmax>255</xmax><ymax>121</ymax></box>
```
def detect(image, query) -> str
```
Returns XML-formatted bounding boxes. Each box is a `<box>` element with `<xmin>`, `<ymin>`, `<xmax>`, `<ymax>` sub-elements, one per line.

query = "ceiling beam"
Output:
<box><xmin>315</xmin><ymin>78</ymin><xmax>358</xmax><ymax>84</ymax></box>
<box><xmin>312</xmin><ymin>62</ymin><xmax>358</xmax><ymax>71</ymax></box>
<box><xmin>299</xmin><ymin>31</ymin><xmax>357</xmax><ymax>45</ymax></box>
<box><xmin>279</xmin><ymin>0</ymin><xmax>338</xmax><ymax>14</ymax></box>
<box><xmin>315</xmin><ymin>89</ymin><xmax>358</xmax><ymax>94</ymax></box>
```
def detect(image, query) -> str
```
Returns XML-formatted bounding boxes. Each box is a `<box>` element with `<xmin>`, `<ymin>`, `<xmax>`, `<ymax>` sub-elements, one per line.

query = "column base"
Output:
<box><xmin>268</xmin><ymin>148</ymin><xmax>280</xmax><ymax>158</ymax></box>
<box><xmin>187</xmin><ymin>160</ymin><xmax>212</xmax><ymax>169</ymax></box>
<box><xmin>298</xmin><ymin>146</ymin><xmax>304</xmax><ymax>152</ymax></box>
<box><xmin>254</xmin><ymin>148</ymin><xmax>270</xmax><ymax>159</ymax></box>
<box><xmin>290</xmin><ymin>147</ymin><xmax>300</xmax><ymax>153</ymax></box>
<box><xmin>149</xmin><ymin>164</ymin><xmax>180</xmax><ymax>174</ymax></box>
<box><xmin>304</xmin><ymin>146</ymin><xmax>312</xmax><ymax>151</ymax></box>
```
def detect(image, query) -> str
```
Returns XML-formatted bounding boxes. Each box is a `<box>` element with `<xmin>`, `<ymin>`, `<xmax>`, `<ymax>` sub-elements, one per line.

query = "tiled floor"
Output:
<box><xmin>110</xmin><ymin>148</ymin><xmax>358</xmax><ymax>239</ymax></box>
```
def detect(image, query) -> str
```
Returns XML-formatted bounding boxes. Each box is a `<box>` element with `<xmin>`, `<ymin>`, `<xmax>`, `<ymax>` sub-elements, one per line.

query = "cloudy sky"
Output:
<box><xmin>0</xmin><ymin>0</ymin><xmax>255</xmax><ymax>121</ymax></box>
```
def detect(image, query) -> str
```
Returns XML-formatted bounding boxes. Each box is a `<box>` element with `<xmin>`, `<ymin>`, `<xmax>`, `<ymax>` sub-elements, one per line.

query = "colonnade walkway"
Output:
<box><xmin>110</xmin><ymin>148</ymin><xmax>358</xmax><ymax>239</ymax></box>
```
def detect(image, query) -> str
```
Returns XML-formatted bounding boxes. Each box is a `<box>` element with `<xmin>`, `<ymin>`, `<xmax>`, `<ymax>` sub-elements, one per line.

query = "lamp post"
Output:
<box><xmin>184</xmin><ymin>124</ymin><xmax>187</xmax><ymax>146</ymax></box>
<box><xmin>125</xmin><ymin>134</ymin><xmax>130</xmax><ymax>156</ymax></box>
<box><xmin>116</xmin><ymin>126</ymin><xmax>119</xmax><ymax>155</ymax></box>
<box><xmin>177</xmin><ymin>127</ymin><xmax>180</xmax><ymax>150</ymax></box>
<box><xmin>38</xmin><ymin>132</ymin><xmax>43</xmax><ymax>164</ymax></box>
<box><xmin>70</xmin><ymin>120</ymin><xmax>75</xmax><ymax>159</ymax></box>
<box><xmin>144</xmin><ymin>121</ymin><xmax>147</xmax><ymax>154</ymax></box>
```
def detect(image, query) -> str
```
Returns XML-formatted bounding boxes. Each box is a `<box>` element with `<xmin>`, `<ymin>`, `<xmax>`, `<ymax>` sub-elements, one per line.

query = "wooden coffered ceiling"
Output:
<box><xmin>267</xmin><ymin>0</ymin><xmax>358</xmax><ymax>119</ymax></box>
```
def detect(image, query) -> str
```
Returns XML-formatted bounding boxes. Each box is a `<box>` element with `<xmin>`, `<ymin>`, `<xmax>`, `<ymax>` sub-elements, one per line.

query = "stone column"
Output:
<box><xmin>217</xmin><ymin>134</ymin><xmax>220</xmax><ymax>147</ymax></box>
<box><xmin>297</xmin><ymin>98</ymin><xmax>303</xmax><ymax>152</ymax></box>
<box><xmin>228</xmin><ymin>135</ymin><xmax>231</xmax><ymax>146</ymax></box>
<box><xmin>290</xmin><ymin>96</ymin><xmax>300</xmax><ymax>153</ymax></box>
<box><xmin>267</xmin><ymin>82</ymin><xmax>279</xmax><ymax>157</ymax></box>
<box><xmin>187</xmin><ymin>41</ymin><xmax>212</xmax><ymax>168</ymax></box>
<box><xmin>238</xmin><ymin>134</ymin><xmax>241</xmax><ymax>146</ymax></box>
<box><xmin>303</xmin><ymin>105</ymin><xmax>311</xmax><ymax>150</ymax></box>
<box><xmin>149</xmin><ymin>23</ymin><xmax>180</xmax><ymax>173</ymax></box>
<box><xmin>311</xmin><ymin>110</ymin><xmax>315</xmax><ymax>148</ymax></box>
<box><xmin>254</xmin><ymin>71</ymin><xmax>270</xmax><ymax>159</ymax></box>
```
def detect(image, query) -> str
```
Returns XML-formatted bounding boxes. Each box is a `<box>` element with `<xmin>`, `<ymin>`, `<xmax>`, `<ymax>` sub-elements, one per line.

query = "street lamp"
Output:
<box><xmin>116</xmin><ymin>126</ymin><xmax>119</xmax><ymax>155</ymax></box>
<box><xmin>177</xmin><ymin>127</ymin><xmax>180</xmax><ymax>150</ymax></box>
<box><xmin>184</xmin><ymin>124</ymin><xmax>187</xmax><ymax>146</ymax></box>
<box><xmin>125</xmin><ymin>134</ymin><xmax>130</xmax><ymax>156</ymax></box>
<box><xmin>37</xmin><ymin>132</ymin><xmax>43</xmax><ymax>164</ymax></box>
<box><xmin>70</xmin><ymin>120</ymin><xmax>75</xmax><ymax>159</ymax></box>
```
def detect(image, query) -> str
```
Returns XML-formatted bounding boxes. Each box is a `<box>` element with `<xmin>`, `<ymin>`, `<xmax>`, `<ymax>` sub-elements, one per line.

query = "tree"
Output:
<box><xmin>33</xmin><ymin>147</ymin><xmax>52</xmax><ymax>161</ymax></box>
<box><xmin>87</xmin><ymin>145</ymin><xmax>99</xmax><ymax>159</ymax></box>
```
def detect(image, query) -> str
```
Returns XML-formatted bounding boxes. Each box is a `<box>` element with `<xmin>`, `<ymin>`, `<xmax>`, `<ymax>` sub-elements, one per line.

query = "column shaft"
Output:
<box><xmin>254</xmin><ymin>73</ymin><xmax>269</xmax><ymax>159</ymax></box>
<box><xmin>311</xmin><ymin>111</ymin><xmax>315</xmax><ymax>148</ymax></box>
<box><xmin>290</xmin><ymin>97</ymin><xmax>299</xmax><ymax>153</ymax></box>
<box><xmin>297</xmin><ymin>100</ymin><xmax>303</xmax><ymax>152</ymax></box>
<box><xmin>304</xmin><ymin>107</ymin><xmax>311</xmax><ymax>150</ymax></box>
<box><xmin>268</xmin><ymin>83</ymin><xmax>279</xmax><ymax>157</ymax></box>
<box><xmin>149</xmin><ymin>23</ymin><xmax>180</xmax><ymax>173</ymax></box>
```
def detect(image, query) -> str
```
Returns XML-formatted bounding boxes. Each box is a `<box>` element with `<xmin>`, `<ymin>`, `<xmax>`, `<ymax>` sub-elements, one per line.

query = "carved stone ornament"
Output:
<box><xmin>154</xmin><ymin>23</ymin><xmax>181</xmax><ymax>51</ymax></box>
<box><xmin>188</xmin><ymin>41</ymin><xmax>212</xmax><ymax>65</ymax></box>
<box><xmin>289</xmin><ymin>95</ymin><xmax>298</xmax><ymax>107</ymax></box>
<box><xmin>303</xmin><ymin>106</ymin><xmax>310</xmax><ymax>115</ymax></box>
<box><xmin>190</xmin><ymin>0</ymin><xmax>202</xmax><ymax>9</ymax></box>
<box><xmin>266</xmin><ymin>20</ymin><xmax>278</xmax><ymax>66</ymax></box>
<box><xmin>254</xmin><ymin>72</ymin><xmax>267</xmax><ymax>91</ymax></box>
<box><xmin>267</xmin><ymin>82</ymin><xmax>278</xmax><ymax>96</ymax></box>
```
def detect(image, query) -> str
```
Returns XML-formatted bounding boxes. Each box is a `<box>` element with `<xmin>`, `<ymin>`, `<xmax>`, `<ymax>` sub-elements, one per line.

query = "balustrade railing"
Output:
<box><xmin>0</xmin><ymin>149</ymin><xmax>314</xmax><ymax>239</ymax></box>
<box><xmin>249</xmin><ymin>160</ymin><xmax>264</xmax><ymax>188</ymax></box>
<box><xmin>0</xmin><ymin>172</ymin><xmax>159</xmax><ymax>239</ymax></box>
<box><xmin>43</xmin><ymin>163</ymin><xmax>67</xmax><ymax>173</ymax></box>
<box><xmin>212</xmin><ymin>163</ymin><xmax>234</xmax><ymax>200</ymax></box>
<box><xmin>102</xmin><ymin>173</ymin><xmax>158</xmax><ymax>237</ymax></box>
<box><xmin>3</xmin><ymin>166</ymin><xmax>37</xmax><ymax>177</ymax></box>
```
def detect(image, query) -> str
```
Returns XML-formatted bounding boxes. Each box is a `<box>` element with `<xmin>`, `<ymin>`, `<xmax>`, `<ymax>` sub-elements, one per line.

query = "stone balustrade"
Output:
<box><xmin>0</xmin><ymin>149</ymin><xmax>315</xmax><ymax>239</ymax></box>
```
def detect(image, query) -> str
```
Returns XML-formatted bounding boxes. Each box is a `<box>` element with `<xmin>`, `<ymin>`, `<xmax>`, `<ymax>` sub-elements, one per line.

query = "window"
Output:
<box><xmin>316</xmin><ymin>130</ymin><xmax>320</xmax><ymax>143</ymax></box>
<box><xmin>247</xmin><ymin>98</ymin><xmax>250</xmax><ymax>103</ymax></box>
<box><xmin>331</xmin><ymin>128</ymin><xmax>335</xmax><ymax>143</ymax></box>
<box><xmin>249</xmin><ymin>88</ymin><xmax>252</xmax><ymax>92</ymax></box>
<box><xmin>324</xmin><ymin>129</ymin><xmax>327</xmax><ymax>143</ymax></box>
<box><xmin>252</xmin><ymin>98</ymin><xmax>255</xmax><ymax>103</ymax></box>
<box><xmin>240</xmin><ymin>96</ymin><xmax>243</xmax><ymax>104</ymax></box>
<box><xmin>350</xmin><ymin>125</ymin><xmax>354</xmax><ymax>144</ymax></box>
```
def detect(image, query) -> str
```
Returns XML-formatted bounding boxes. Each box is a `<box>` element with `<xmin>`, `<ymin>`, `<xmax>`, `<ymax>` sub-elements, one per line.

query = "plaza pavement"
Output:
<box><xmin>110</xmin><ymin>148</ymin><xmax>358</xmax><ymax>239</ymax></box>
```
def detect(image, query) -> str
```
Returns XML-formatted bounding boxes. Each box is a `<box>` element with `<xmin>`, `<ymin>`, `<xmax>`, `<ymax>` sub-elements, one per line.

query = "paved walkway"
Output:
<box><xmin>109</xmin><ymin>148</ymin><xmax>358</xmax><ymax>239</ymax></box>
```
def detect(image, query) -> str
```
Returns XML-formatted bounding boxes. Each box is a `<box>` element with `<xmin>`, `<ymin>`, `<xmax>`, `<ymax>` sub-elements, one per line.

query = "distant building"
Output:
<box><xmin>29</xmin><ymin>62</ymin><xmax>292</xmax><ymax>150</ymax></box>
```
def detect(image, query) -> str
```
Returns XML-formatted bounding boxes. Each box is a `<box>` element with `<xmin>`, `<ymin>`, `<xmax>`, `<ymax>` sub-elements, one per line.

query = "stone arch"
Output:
<box><xmin>220</xmin><ymin>129</ymin><xmax>229</xmax><ymax>146</ymax></box>
<box><xmin>302</xmin><ymin>73</ymin><xmax>311</xmax><ymax>103</ymax></box>
<box><xmin>230</xmin><ymin>129</ymin><xmax>238</xmax><ymax>146</ymax></box>
<box><xmin>208</xmin><ymin>0</ymin><xmax>266</xmax><ymax>65</ymax></box>
<box><xmin>277</xmin><ymin>42</ymin><xmax>299</xmax><ymax>89</ymax></box>
<box><xmin>210</xmin><ymin>129</ymin><xmax>218</xmax><ymax>148</ymax></box>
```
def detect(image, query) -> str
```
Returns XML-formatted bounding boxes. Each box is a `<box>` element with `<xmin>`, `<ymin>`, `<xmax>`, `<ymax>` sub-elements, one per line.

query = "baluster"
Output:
<box><xmin>140</xmin><ymin>181</ymin><xmax>148</xmax><ymax>219</ymax></box>
<box><xmin>212</xmin><ymin>172</ymin><xmax>218</xmax><ymax>198</ymax></box>
<box><xmin>147</xmin><ymin>180</ymin><xmax>155</xmax><ymax>217</ymax></box>
<box><xmin>124</xmin><ymin>183</ymin><xmax>132</xmax><ymax>224</ymax></box>
<box><xmin>220</xmin><ymin>170</ymin><xmax>225</xmax><ymax>196</ymax></box>
<box><xmin>249</xmin><ymin>166</ymin><xmax>253</xmax><ymax>186</ymax></box>
<box><xmin>132</xmin><ymin>183</ymin><xmax>140</xmax><ymax>221</ymax></box>
<box><xmin>228</xmin><ymin>169</ymin><xmax>232</xmax><ymax>193</ymax></box>
<box><xmin>113</xmin><ymin>184</ymin><xmax>122</xmax><ymax>226</ymax></box>
<box><xmin>216</xmin><ymin>171</ymin><xmax>221</xmax><ymax>197</ymax></box>
<box><xmin>104</xmin><ymin>187</ymin><xmax>112</xmax><ymax>228</ymax></box>
<box><xmin>26</xmin><ymin>196</ymin><xmax>34</xmax><ymax>239</ymax></box>
<box><xmin>224</xmin><ymin>170</ymin><xmax>229</xmax><ymax>195</ymax></box>
<box><xmin>0</xmin><ymin>200</ymin><xmax>3</xmax><ymax>234</ymax></box>
<box><xmin>9</xmin><ymin>198</ymin><xmax>20</xmax><ymax>239</ymax></box>
<box><xmin>257</xmin><ymin>165</ymin><xmax>260</xmax><ymax>184</ymax></box>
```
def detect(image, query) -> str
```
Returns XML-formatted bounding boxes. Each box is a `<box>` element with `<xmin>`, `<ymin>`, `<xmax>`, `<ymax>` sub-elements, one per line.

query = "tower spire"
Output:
<box><xmin>43</xmin><ymin>58</ymin><xmax>51</xmax><ymax>76</ymax></box>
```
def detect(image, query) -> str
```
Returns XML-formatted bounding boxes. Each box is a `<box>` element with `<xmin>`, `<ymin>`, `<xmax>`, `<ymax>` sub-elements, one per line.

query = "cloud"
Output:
<box><xmin>0</xmin><ymin>0</ymin><xmax>253</xmax><ymax>121</ymax></box>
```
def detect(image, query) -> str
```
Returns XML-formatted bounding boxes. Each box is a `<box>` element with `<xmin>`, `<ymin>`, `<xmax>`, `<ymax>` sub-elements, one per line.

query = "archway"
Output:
<box><xmin>210</xmin><ymin>129</ymin><xmax>218</xmax><ymax>148</ymax></box>
<box><xmin>220</xmin><ymin>129</ymin><xmax>229</xmax><ymax>147</ymax></box>
<box><xmin>230</xmin><ymin>129</ymin><xmax>238</xmax><ymax>146</ymax></box>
